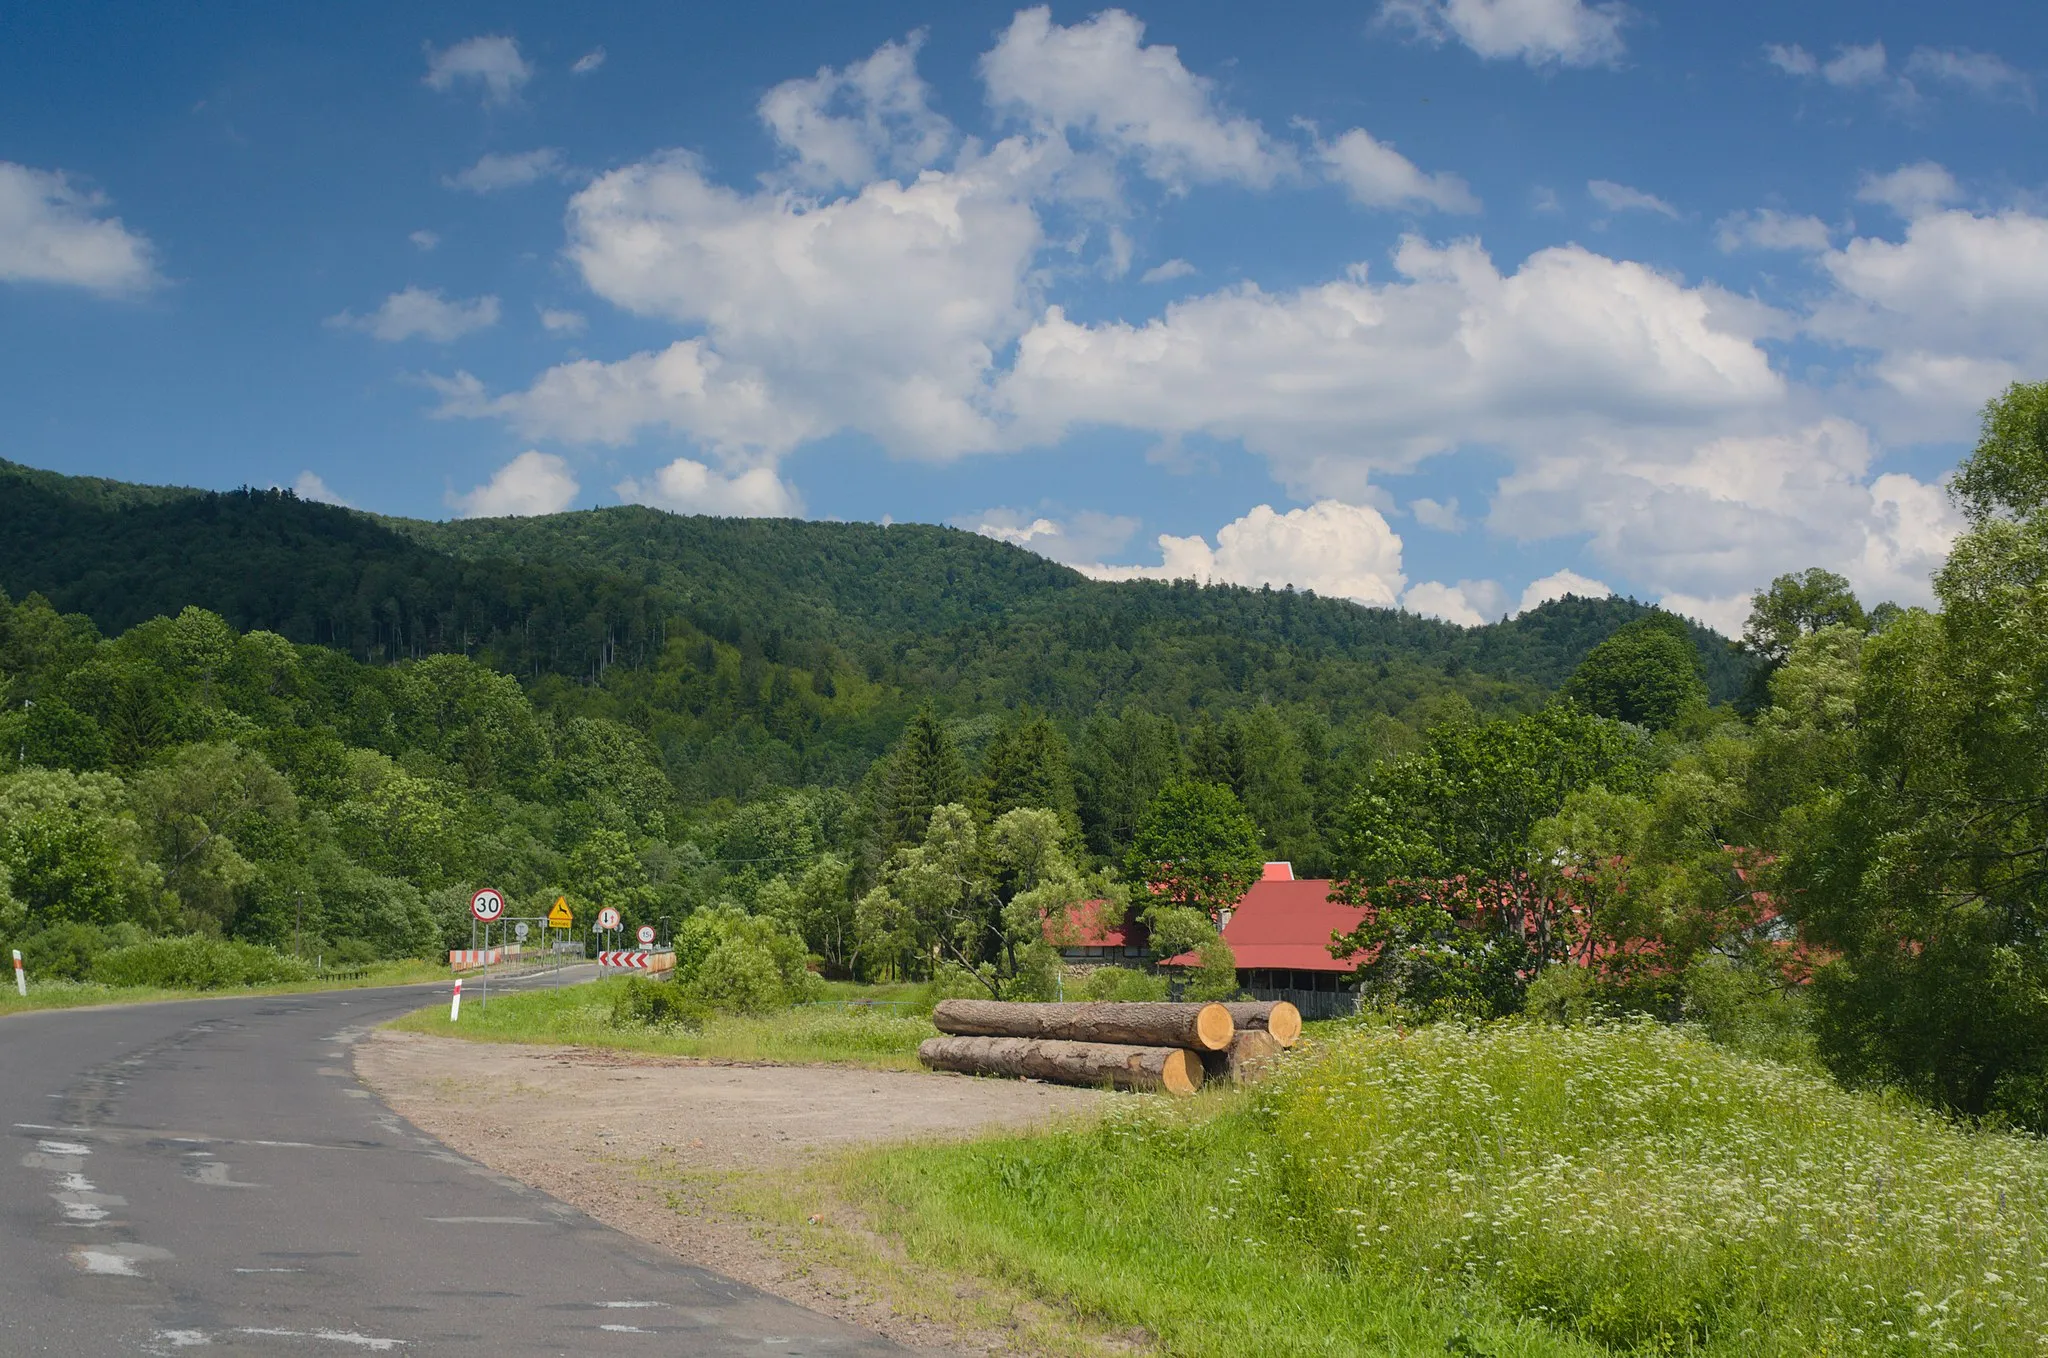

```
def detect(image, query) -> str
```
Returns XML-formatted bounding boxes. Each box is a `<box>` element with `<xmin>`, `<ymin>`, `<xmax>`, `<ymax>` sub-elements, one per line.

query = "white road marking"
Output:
<box><xmin>71</xmin><ymin>1242</ymin><xmax>169</xmax><ymax>1276</ymax></box>
<box><xmin>425</xmin><ymin>1215</ymin><xmax>545</xmax><ymax>1224</ymax></box>
<box><xmin>598</xmin><ymin>1325</ymin><xmax>650</xmax><ymax>1333</ymax></box>
<box><xmin>188</xmin><ymin>1161</ymin><xmax>263</xmax><ymax>1189</ymax></box>
<box><xmin>38</xmin><ymin>1139</ymin><xmax>92</xmax><ymax>1156</ymax></box>
<box><xmin>237</xmin><ymin>1328</ymin><xmax>405</xmax><ymax>1350</ymax></box>
<box><xmin>598</xmin><ymin>1301</ymin><xmax>665</xmax><ymax>1308</ymax></box>
<box><xmin>153</xmin><ymin>1330</ymin><xmax>212</xmax><ymax>1348</ymax></box>
<box><xmin>235</xmin><ymin>1266</ymin><xmax>306</xmax><ymax>1273</ymax></box>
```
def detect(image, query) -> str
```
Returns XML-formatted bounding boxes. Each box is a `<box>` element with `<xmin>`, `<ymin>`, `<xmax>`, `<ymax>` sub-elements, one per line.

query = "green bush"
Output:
<box><xmin>90</xmin><ymin>936</ymin><xmax>313</xmax><ymax>990</ymax></box>
<box><xmin>17</xmin><ymin>920</ymin><xmax>146</xmax><ymax>982</ymax></box>
<box><xmin>1077</xmin><ymin>966</ymin><xmax>1169</xmax><ymax>1001</ymax></box>
<box><xmin>674</xmin><ymin>906</ymin><xmax>820</xmax><ymax>1013</ymax></box>
<box><xmin>608</xmin><ymin>975</ymin><xmax>707</xmax><ymax>1030</ymax></box>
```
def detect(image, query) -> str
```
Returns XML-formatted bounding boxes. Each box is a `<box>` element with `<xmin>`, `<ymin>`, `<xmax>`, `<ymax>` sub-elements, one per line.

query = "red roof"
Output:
<box><xmin>1163</xmin><ymin>878</ymin><xmax>1367</xmax><ymax>972</ymax></box>
<box><xmin>1042</xmin><ymin>898</ymin><xmax>1134</xmax><ymax>949</ymax></box>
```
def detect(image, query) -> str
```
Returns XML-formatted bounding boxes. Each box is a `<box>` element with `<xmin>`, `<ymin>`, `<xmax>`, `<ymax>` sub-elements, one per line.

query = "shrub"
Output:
<box><xmin>674</xmin><ymin>906</ymin><xmax>820</xmax><ymax>1013</ymax></box>
<box><xmin>1078</xmin><ymin>966</ymin><xmax>1169</xmax><ymax>1002</ymax></box>
<box><xmin>608</xmin><ymin>975</ymin><xmax>707</xmax><ymax>1030</ymax></box>
<box><xmin>17</xmin><ymin>920</ymin><xmax>146</xmax><ymax>982</ymax></box>
<box><xmin>91</xmin><ymin>936</ymin><xmax>313</xmax><ymax>990</ymax></box>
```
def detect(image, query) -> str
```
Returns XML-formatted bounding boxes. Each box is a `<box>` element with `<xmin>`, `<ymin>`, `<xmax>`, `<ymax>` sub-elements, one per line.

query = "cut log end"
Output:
<box><xmin>1222</xmin><ymin>1000</ymin><xmax>1303</xmax><ymax>1048</ymax></box>
<box><xmin>1161</xmin><ymin>1047</ymin><xmax>1203</xmax><ymax>1096</ymax></box>
<box><xmin>1193</xmin><ymin>1002</ymin><xmax>1234</xmax><ymax>1052</ymax></box>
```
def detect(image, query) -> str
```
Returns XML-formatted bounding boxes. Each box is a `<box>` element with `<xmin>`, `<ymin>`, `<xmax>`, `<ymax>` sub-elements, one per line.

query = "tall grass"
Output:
<box><xmin>389</xmin><ymin>976</ymin><xmax>937</xmax><ymax>1069</ymax></box>
<box><xmin>844</xmin><ymin>1021</ymin><xmax>2048</xmax><ymax>1355</ymax></box>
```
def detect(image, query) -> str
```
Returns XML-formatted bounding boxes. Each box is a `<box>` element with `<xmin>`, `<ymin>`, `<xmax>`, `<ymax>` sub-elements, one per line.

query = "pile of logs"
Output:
<box><xmin>918</xmin><ymin>999</ymin><xmax>1302</xmax><ymax>1096</ymax></box>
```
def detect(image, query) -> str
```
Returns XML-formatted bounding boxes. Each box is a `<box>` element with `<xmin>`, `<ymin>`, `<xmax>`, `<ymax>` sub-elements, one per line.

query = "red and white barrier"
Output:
<box><xmin>596</xmin><ymin>950</ymin><xmax>675</xmax><ymax>973</ymax></box>
<box><xmin>448</xmin><ymin>949</ymin><xmax>503</xmax><ymax>971</ymax></box>
<box><xmin>12</xmin><ymin>949</ymin><xmax>23</xmax><ymax>998</ymax></box>
<box><xmin>450</xmin><ymin>977</ymin><xmax>462</xmax><ymax>1022</ymax></box>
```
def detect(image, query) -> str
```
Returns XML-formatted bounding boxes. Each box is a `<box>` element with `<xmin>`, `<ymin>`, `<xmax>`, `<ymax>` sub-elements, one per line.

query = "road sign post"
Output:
<box><xmin>470</xmin><ymin>888</ymin><xmax>504</xmax><ymax>1009</ymax></box>
<box><xmin>12</xmin><ymin>949</ymin><xmax>23</xmax><ymax>997</ymax></box>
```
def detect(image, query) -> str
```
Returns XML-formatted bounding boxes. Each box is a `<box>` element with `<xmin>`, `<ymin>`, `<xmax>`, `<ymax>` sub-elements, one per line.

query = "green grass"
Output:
<box><xmin>0</xmin><ymin>958</ymin><xmax>455</xmax><ymax>1017</ymax></box>
<box><xmin>838</xmin><ymin>1020</ymin><xmax>2048</xmax><ymax>1356</ymax></box>
<box><xmin>387</xmin><ymin>976</ymin><xmax>938</xmax><ymax>1069</ymax></box>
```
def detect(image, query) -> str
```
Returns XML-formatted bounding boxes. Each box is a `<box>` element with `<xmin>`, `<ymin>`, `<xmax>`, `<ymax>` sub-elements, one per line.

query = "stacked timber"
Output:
<box><xmin>918</xmin><ymin>999</ymin><xmax>1302</xmax><ymax>1095</ymax></box>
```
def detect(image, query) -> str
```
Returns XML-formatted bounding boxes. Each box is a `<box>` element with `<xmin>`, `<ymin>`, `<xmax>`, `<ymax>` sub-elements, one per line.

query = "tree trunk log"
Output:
<box><xmin>918</xmin><ymin>1036</ymin><xmax>1204</xmax><ymax>1095</ymax></box>
<box><xmin>1220</xmin><ymin>1001</ymin><xmax>1302</xmax><ymax>1048</ymax></box>
<box><xmin>1200</xmin><ymin>1029</ymin><xmax>1285</xmax><ymax>1085</ymax></box>
<box><xmin>931</xmin><ymin>1000</ymin><xmax>1235</xmax><ymax>1051</ymax></box>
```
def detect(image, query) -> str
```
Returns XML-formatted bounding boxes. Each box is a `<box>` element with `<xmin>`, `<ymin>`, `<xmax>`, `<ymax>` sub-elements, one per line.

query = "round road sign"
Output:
<box><xmin>469</xmin><ymin>887</ymin><xmax>506</xmax><ymax>923</ymax></box>
<box><xmin>636</xmin><ymin>924</ymin><xmax>656</xmax><ymax>946</ymax></box>
<box><xmin>596</xmin><ymin>906</ymin><xmax>622</xmax><ymax>932</ymax></box>
<box><xmin>514</xmin><ymin>922</ymin><xmax>530</xmax><ymax>942</ymax></box>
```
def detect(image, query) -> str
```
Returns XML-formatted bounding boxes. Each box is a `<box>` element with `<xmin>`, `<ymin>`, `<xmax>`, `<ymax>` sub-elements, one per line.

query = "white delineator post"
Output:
<box><xmin>449</xmin><ymin>977</ymin><xmax>462</xmax><ymax>1022</ymax></box>
<box><xmin>11</xmin><ymin>950</ymin><xmax>23</xmax><ymax>997</ymax></box>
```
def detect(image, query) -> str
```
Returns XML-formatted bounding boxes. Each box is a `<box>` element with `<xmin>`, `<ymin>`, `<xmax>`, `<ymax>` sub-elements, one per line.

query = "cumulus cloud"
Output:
<box><xmin>1404</xmin><ymin>579</ymin><xmax>1506</xmax><ymax>625</ymax></box>
<box><xmin>1765</xmin><ymin>41</ymin><xmax>1918</xmax><ymax>105</ymax></box>
<box><xmin>964</xmin><ymin>507</ymin><xmax>1141</xmax><ymax>564</ymax></box>
<box><xmin>1517</xmin><ymin>568</ymin><xmax>1610</xmax><ymax>612</ymax></box>
<box><xmin>760</xmin><ymin>33</ymin><xmax>952</xmax><ymax>190</ymax></box>
<box><xmin>409</xmin><ymin>229</ymin><xmax>440</xmax><ymax>251</ymax></box>
<box><xmin>1855</xmin><ymin>161</ymin><xmax>1960</xmax><ymax>218</ymax></box>
<box><xmin>1379</xmin><ymin>0</ymin><xmax>1628</xmax><ymax>69</ymax></box>
<box><xmin>615</xmin><ymin>458</ymin><xmax>799</xmax><ymax>517</ymax></box>
<box><xmin>1588</xmin><ymin>179</ymin><xmax>1677</xmax><ymax>218</ymax></box>
<box><xmin>329</xmin><ymin>287</ymin><xmax>499</xmax><ymax>342</ymax></box>
<box><xmin>1077</xmin><ymin>501</ymin><xmax>1407</xmax><ymax>607</ymax></box>
<box><xmin>424</xmin><ymin>35</ymin><xmax>533</xmax><ymax>106</ymax></box>
<box><xmin>1906</xmin><ymin>47</ymin><xmax>2034</xmax><ymax>106</ymax></box>
<box><xmin>1320</xmin><ymin>128</ymin><xmax>1479</xmax><ymax>213</ymax></box>
<box><xmin>453</xmin><ymin>451</ymin><xmax>578</xmax><ymax>517</ymax></box>
<box><xmin>445</xmin><ymin>148</ymin><xmax>568</xmax><ymax>193</ymax></box>
<box><xmin>291</xmin><ymin>471</ymin><xmax>350</xmax><ymax>506</ymax></box>
<box><xmin>981</xmin><ymin>7</ymin><xmax>1291</xmax><ymax>190</ymax></box>
<box><xmin>1716</xmin><ymin>209</ymin><xmax>1830</xmax><ymax>253</ymax></box>
<box><xmin>572</xmin><ymin>47</ymin><xmax>607</xmax><ymax>76</ymax></box>
<box><xmin>0</xmin><ymin>162</ymin><xmax>158</xmax><ymax>294</ymax></box>
<box><xmin>1140</xmin><ymin>258</ymin><xmax>1195</xmax><ymax>283</ymax></box>
<box><xmin>1410</xmin><ymin>496</ymin><xmax>1466</xmax><ymax>531</ymax></box>
<box><xmin>539</xmin><ymin>307</ymin><xmax>586</xmax><ymax>335</ymax></box>
<box><xmin>997</xmin><ymin>235</ymin><xmax>1787</xmax><ymax>498</ymax></box>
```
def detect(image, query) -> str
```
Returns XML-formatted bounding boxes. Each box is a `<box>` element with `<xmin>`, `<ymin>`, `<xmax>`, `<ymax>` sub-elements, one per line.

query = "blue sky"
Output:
<box><xmin>4</xmin><ymin>1</ymin><xmax>2042</xmax><ymax>633</ymax></box>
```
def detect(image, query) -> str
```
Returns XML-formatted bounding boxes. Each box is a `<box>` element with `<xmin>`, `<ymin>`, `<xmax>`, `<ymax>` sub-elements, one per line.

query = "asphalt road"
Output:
<box><xmin>0</xmin><ymin>972</ymin><xmax>909</xmax><ymax>1356</ymax></box>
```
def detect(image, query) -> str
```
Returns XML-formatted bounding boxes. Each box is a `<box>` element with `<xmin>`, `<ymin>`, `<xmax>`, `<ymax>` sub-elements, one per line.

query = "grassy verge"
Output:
<box><xmin>0</xmin><ymin>958</ymin><xmax>455</xmax><ymax>1017</ymax></box>
<box><xmin>834</xmin><ymin>1020</ymin><xmax>2048</xmax><ymax>1357</ymax></box>
<box><xmin>387</xmin><ymin>975</ymin><xmax>937</xmax><ymax>1069</ymax></box>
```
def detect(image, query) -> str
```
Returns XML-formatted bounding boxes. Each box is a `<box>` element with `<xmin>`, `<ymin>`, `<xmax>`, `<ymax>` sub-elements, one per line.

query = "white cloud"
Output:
<box><xmin>981</xmin><ymin>7</ymin><xmax>1290</xmax><ymax>190</ymax></box>
<box><xmin>1763</xmin><ymin>44</ymin><xmax>1818</xmax><ymax>77</ymax></box>
<box><xmin>964</xmin><ymin>508</ymin><xmax>1141</xmax><ymax>564</ymax></box>
<box><xmin>1820</xmin><ymin>42</ymin><xmax>1890</xmax><ymax>88</ymax></box>
<box><xmin>1141</xmin><ymin>257</ymin><xmax>1195</xmax><ymax>283</ymax></box>
<box><xmin>0</xmin><ymin>162</ymin><xmax>158</xmax><ymax>295</ymax></box>
<box><xmin>445</xmin><ymin>149</ymin><xmax>567</xmax><ymax>193</ymax></box>
<box><xmin>1410</xmin><ymin>496</ymin><xmax>1466</xmax><ymax>531</ymax></box>
<box><xmin>1907</xmin><ymin>47</ymin><xmax>2034</xmax><ymax>106</ymax></box>
<box><xmin>759</xmin><ymin>33</ymin><xmax>952</xmax><ymax>190</ymax></box>
<box><xmin>329</xmin><ymin>287</ymin><xmax>499</xmax><ymax>342</ymax></box>
<box><xmin>1715</xmin><ymin>209</ymin><xmax>1830</xmax><ymax>253</ymax></box>
<box><xmin>424</xmin><ymin>35</ymin><xmax>533</xmax><ymax>106</ymax></box>
<box><xmin>572</xmin><ymin>47</ymin><xmax>607</xmax><ymax>76</ymax></box>
<box><xmin>1588</xmin><ymin>179</ymin><xmax>1678</xmax><ymax>218</ymax></box>
<box><xmin>453</xmin><ymin>451</ymin><xmax>578</xmax><ymax>518</ymax></box>
<box><xmin>1319</xmin><ymin>128</ymin><xmax>1479</xmax><ymax>213</ymax></box>
<box><xmin>409</xmin><ymin>229</ymin><xmax>440</xmax><ymax>251</ymax></box>
<box><xmin>997</xmin><ymin>235</ymin><xmax>1787</xmax><ymax>497</ymax></box>
<box><xmin>1403</xmin><ymin>578</ymin><xmax>1506</xmax><ymax>625</ymax></box>
<box><xmin>1517</xmin><ymin>568</ymin><xmax>1609</xmax><ymax>612</ymax></box>
<box><xmin>1077</xmin><ymin>500</ymin><xmax>1407</xmax><ymax>607</ymax></box>
<box><xmin>1656</xmin><ymin>592</ymin><xmax>1750</xmax><ymax>637</ymax></box>
<box><xmin>291</xmin><ymin>471</ymin><xmax>350</xmax><ymax>506</ymax></box>
<box><xmin>615</xmin><ymin>458</ymin><xmax>799</xmax><ymax>517</ymax></box>
<box><xmin>1490</xmin><ymin>419</ymin><xmax>1959</xmax><ymax>610</ymax></box>
<box><xmin>1855</xmin><ymin>161</ymin><xmax>1959</xmax><ymax>218</ymax></box>
<box><xmin>1379</xmin><ymin>0</ymin><xmax>1628</xmax><ymax>70</ymax></box>
<box><xmin>539</xmin><ymin>307</ymin><xmax>586</xmax><ymax>335</ymax></box>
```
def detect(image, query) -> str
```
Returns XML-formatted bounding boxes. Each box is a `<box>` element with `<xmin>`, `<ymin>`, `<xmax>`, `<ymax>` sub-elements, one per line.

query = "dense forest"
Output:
<box><xmin>16</xmin><ymin>376</ymin><xmax>2048</xmax><ymax>1133</ymax></box>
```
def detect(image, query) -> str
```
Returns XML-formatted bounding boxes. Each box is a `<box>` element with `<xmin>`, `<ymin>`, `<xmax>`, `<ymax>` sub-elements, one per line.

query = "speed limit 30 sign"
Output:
<box><xmin>470</xmin><ymin>887</ymin><xmax>506</xmax><ymax>923</ymax></box>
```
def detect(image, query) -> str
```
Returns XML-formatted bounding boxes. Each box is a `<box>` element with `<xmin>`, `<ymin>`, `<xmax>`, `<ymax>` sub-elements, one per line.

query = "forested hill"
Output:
<box><xmin>0</xmin><ymin>457</ymin><xmax>1752</xmax><ymax>799</ymax></box>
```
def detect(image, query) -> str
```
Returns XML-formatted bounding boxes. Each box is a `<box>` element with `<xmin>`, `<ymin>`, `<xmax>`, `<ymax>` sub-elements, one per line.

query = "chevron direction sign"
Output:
<box><xmin>595</xmin><ymin>950</ymin><xmax>676</xmax><ymax>973</ymax></box>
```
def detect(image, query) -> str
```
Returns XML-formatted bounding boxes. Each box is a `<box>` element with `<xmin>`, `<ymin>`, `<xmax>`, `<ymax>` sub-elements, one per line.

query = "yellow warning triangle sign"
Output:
<box><xmin>546</xmin><ymin>896</ymin><xmax>574</xmax><ymax>929</ymax></box>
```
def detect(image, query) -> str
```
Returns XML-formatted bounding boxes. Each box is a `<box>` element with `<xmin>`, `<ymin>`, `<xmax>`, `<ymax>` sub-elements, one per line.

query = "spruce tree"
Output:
<box><xmin>883</xmin><ymin>705</ymin><xmax>965</xmax><ymax>851</ymax></box>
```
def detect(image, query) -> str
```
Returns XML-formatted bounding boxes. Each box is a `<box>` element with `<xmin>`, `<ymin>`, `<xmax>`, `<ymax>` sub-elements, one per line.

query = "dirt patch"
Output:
<box><xmin>355</xmin><ymin>1029</ymin><xmax>1117</xmax><ymax>1354</ymax></box>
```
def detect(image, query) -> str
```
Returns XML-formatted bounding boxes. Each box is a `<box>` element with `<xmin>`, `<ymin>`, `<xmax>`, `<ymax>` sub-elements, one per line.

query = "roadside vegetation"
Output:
<box><xmin>841</xmin><ymin>1020</ymin><xmax>2048</xmax><ymax>1357</ymax></box>
<box><xmin>388</xmin><ymin>974</ymin><xmax>936</xmax><ymax>1070</ymax></box>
